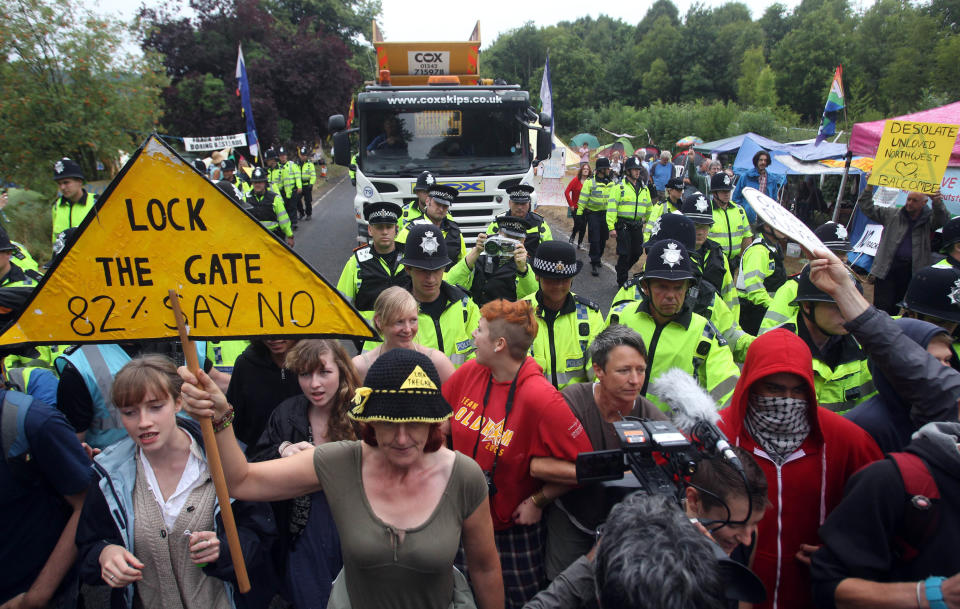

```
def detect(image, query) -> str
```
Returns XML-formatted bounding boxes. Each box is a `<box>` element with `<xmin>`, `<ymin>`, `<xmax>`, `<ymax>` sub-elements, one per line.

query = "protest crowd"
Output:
<box><xmin>3</xmin><ymin>141</ymin><xmax>960</xmax><ymax>609</ymax></box>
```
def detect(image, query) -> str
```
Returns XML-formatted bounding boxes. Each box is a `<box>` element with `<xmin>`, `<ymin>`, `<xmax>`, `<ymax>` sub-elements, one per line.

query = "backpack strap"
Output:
<box><xmin>888</xmin><ymin>452</ymin><xmax>941</xmax><ymax>563</ymax></box>
<box><xmin>2</xmin><ymin>390</ymin><xmax>34</xmax><ymax>460</ymax></box>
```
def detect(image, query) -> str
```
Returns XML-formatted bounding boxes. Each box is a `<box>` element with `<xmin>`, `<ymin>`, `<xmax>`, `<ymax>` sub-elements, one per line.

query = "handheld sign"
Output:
<box><xmin>868</xmin><ymin>120</ymin><xmax>959</xmax><ymax>194</ymax></box>
<box><xmin>0</xmin><ymin>135</ymin><xmax>376</xmax><ymax>347</ymax></box>
<box><xmin>741</xmin><ymin>187</ymin><xmax>826</xmax><ymax>253</ymax></box>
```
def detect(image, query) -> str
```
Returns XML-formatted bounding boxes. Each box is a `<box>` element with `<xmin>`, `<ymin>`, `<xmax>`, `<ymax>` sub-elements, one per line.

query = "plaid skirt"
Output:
<box><xmin>495</xmin><ymin>522</ymin><xmax>546</xmax><ymax>609</ymax></box>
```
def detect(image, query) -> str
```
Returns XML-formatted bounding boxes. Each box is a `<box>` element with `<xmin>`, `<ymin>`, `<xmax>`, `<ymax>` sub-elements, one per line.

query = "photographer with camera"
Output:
<box><xmin>486</xmin><ymin>184</ymin><xmax>553</xmax><ymax>256</ymax></box>
<box><xmin>443</xmin><ymin>299</ymin><xmax>594</xmax><ymax>609</ymax></box>
<box><xmin>544</xmin><ymin>324</ymin><xmax>668</xmax><ymax>578</ymax></box>
<box><xmin>447</xmin><ymin>216</ymin><xmax>538</xmax><ymax>307</ymax></box>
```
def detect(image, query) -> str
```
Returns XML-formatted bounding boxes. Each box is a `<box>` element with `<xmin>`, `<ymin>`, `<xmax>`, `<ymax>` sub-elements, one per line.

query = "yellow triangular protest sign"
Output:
<box><xmin>399</xmin><ymin>365</ymin><xmax>438</xmax><ymax>391</ymax></box>
<box><xmin>0</xmin><ymin>135</ymin><xmax>376</xmax><ymax>346</ymax></box>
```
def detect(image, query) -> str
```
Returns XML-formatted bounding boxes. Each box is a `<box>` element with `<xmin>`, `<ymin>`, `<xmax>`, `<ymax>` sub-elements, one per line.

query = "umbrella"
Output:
<box><xmin>571</xmin><ymin>133</ymin><xmax>600</xmax><ymax>149</ymax></box>
<box><xmin>676</xmin><ymin>136</ymin><xmax>704</xmax><ymax>148</ymax></box>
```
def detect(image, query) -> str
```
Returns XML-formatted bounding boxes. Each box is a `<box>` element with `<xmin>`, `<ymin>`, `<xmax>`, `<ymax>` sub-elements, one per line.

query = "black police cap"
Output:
<box><xmin>595</xmin><ymin>157</ymin><xmax>611</xmax><ymax>170</ymax></box>
<box><xmin>665</xmin><ymin>176</ymin><xmax>685</xmax><ymax>191</ymax></box>
<box><xmin>427</xmin><ymin>184</ymin><xmax>458</xmax><ymax>206</ymax></box>
<box><xmin>530</xmin><ymin>240</ymin><xmax>583</xmax><ymax>278</ymax></box>
<box><xmin>399</xmin><ymin>222</ymin><xmax>451</xmax><ymax>270</ymax></box>
<box><xmin>53</xmin><ymin>157</ymin><xmax>84</xmax><ymax>181</ymax></box>
<box><xmin>644</xmin><ymin>213</ymin><xmax>696</xmax><ymax>251</ymax></box>
<box><xmin>507</xmin><ymin>184</ymin><xmax>535</xmax><ymax>204</ymax></box>
<box><xmin>364</xmin><ymin>201</ymin><xmax>402</xmax><ymax>225</ymax></box>
<box><xmin>791</xmin><ymin>264</ymin><xmax>862</xmax><ymax>305</ymax></box>
<box><xmin>643</xmin><ymin>239</ymin><xmax>695</xmax><ymax>281</ymax></box>
<box><xmin>220</xmin><ymin>159</ymin><xmax>236</xmax><ymax>172</ymax></box>
<box><xmin>681</xmin><ymin>192</ymin><xmax>714</xmax><ymax>226</ymax></box>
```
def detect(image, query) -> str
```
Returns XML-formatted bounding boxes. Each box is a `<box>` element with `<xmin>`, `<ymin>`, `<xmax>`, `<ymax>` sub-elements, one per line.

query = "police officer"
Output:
<box><xmin>299</xmin><ymin>146</ymin><xmax>316</xmax><ymax>220</ymax></box>
<box><xmin>486</xmin><ymin>184</ymin><xmax>552</xmax><ymax>256</ymax></box>
<box><xmin>51</xmin><ymin>157</ymin><xmax>96</xmax><ymax>245</ymax></box>
<box><xmin>219</xmin><ymin>158</ymin><xmax>248</xmax><ymax>195</ymax></box>
<box><xmin>613</xmin><ymin>214</ymin><xmax>750</xmax><ymax>363</ymax></box>
<box><xmin>736</xmin><ymin>219</ymin><xmax>788</xmax><ymax>335</ymax></box>
<box><xmin>397</xmin><ymin>184</ymin><xmax>466</xmax><ymax>269</ymax></box>
<box><xmin>265</xmin><ymin>149</ymin><xmax>283</xmax><ymax>195</ymax></box>
<box><xmin>337</xmin><ymin>201</ymin><xmax>411</xmax><ymax>311</ymax></box>
<box><xmin>707</xmin><ymin>172</ymin><xmax>752</xmax><ymax>265</ymax></box>
<box><xmin>391</xmin><ymin>223</ymin><xmax>480</xmax><ymax>367</ymax></box>
<box><xmin>608</xmin><ymin>156</ymin><xmax>653</xmax><ymax>286</ymax></box>
<box><xmin>577</xmin><ymin>156</ymin><xmax>616</xmax><ymax>275</ymax></box>
<box><xmin>788</xmin><ymin>266</ymin><xmax>875</xmax><ymax>414</ymax></box>
<box><xmin>760</xmin><ymin>221</ymin><xmax>851</xmax><ymax>333</ymax></box>
<box><xmin>524</xmin><ymin>240</ymin><xmax>604</xmax><ymax>389</ymax></box>
<box><xmin>244</xmin><ymin>167</ymin><xmax>294</xmax><ymax>247</ymax></box>
<box><xmin>899</xmin><ymin>264</ymin><xmax>960</xmax><ymax>370</ymax></box>
<box><xmin>447</xmin><ymin>216</ymin><xmax>537</xmax><ymax>306</ymax></box>
<box><xmin>278</xmin><ymin>146</ymin><xmax>302</xmax><ymax>231</ymax></box>
<box><xmin>934</xmin><ymin>215</ymin><xmax>960</xmax><ymax>269</ymax></box>
<box><xmin>399</xmin><ymin>171</ymin><xmax>436</xmax><ymax>229</ymax></box>
<box><xmin>681</xmin><ymin>191</ymin><xmax>738</xmax><ymax>319</ymax></box>
<box><xmin>606</xmin><ymin>239</ymin><xmax>740</xmax><ymax>411</ymax></box>
<box><xmin>0</xmin><ymin>227</ymin><xmax>39</xmax><ymax>289</ymax></box>
<box><xmin>642</xmin><ymin>176</ymin><xmax>686</xmax><ymax>244</ymax></box>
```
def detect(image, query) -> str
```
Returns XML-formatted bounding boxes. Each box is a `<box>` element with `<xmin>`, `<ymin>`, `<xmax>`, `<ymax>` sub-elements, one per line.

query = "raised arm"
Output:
<box><xmin>178</xmin><ymin>366</ymin><xmax>321</xmax><ymax>502</ymax></box>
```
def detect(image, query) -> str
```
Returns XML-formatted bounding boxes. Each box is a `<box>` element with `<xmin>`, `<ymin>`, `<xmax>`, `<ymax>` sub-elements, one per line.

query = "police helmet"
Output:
<box><xmin>220</xmin><ymin>159</ymin><xmax>236</xmax><ymax>172</ymax></box>
<box><xmin>665</xmin><ymin>176</ymin><xmax>685</xmax><ymax>192</ymax></box>
<box><xmin>192</xmin><ymin>159</ymin><xmax>207</xmax><ymax>173</ymax></box>
<box><xmin>899</xmin><ymin>265</ymin><xmax>960</xmax><ymax>323</ymax></box>
<box><xmin>595</xmin><ymin>157</ymin><xmax>611</xmax><ymax>170</ymax></box>
<box><xmin>415</xmin><ymin>171</ymin><xmax>436</xmax><ymax>192</ymax></box>
<box><xmin>813</xmin><ymin>221</ymin><xmax>851</xmax><ymax>252</ymax></box>
<box><xmin>624</xmin><ymin>156</ymin><xmax>644</xmax><ymax>171</ymax></box>
<box><xmin>643</xmin><ymin>239</ymin><xmax>695</xmax><ymax>281</ymax></box>
<box><xmin>300</xmin><ymin>146</ymin><xmax>310</xmax><ymax>156</ymax></box>
<box><xmin>250</xmin><ymin>167</ymin><xmax>269</xmax><ymax>182</ymax></box>
<box><xmin>681</xmin><ymin>192</ymin><xmax>714</xmax><ymax>225</ymax></box>
<box><xmin>644</xmin><ymin>212</ymin><xmax>696</xmax><ymax>251</ymax></box>
<box><xmin>790</xmin><ymin>264</ymin><xmax>863</xmax><ymax>306</ymax></box>
<box><xmin>940</xmin><ymin>216</ymin><xmax>960</xmax><ymax>254</ymax></box>
<box><xmin>710</xmin><ymin>173</ymin><xmax>734</xmax><ymax>192</ymax></box>
<box><xmin>53</xmin><ymin>157</ymin><xmax>84</xmax><ymax>181</ymax></box>
<box><xmin>278</xmin><ymin>146</ymin><xmax>288</xmax><ymax>157</ymax></box>
<box><xmin>264</xmin><ymin>149</ymin><xmax>279</xmax><ymax>161</ymax></box>
<box><xmin>398</xmin><ymin>223</ymin><xmax>451</xmax><ymax>270</ymax></box>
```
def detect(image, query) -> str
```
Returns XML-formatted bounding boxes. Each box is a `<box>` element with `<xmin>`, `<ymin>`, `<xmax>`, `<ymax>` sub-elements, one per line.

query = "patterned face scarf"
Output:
<box><xmin>745</xmin><ymin>394</ymin><xmax>811</xmax><ymax>464</ymax></box>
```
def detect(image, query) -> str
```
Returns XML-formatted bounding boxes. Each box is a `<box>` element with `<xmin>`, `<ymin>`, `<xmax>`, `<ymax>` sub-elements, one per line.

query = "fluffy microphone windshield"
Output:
<box><xmin>649</xmin><ymin>368</ymin><xmax>721</xmax><ymax>431</ymax></box>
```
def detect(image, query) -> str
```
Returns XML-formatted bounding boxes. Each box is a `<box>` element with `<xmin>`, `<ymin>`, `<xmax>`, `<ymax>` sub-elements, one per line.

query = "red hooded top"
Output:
<box><xmin>719</xmin><ymin>329</ymin><xmax>881</xmax><ymax>609</ymax></box>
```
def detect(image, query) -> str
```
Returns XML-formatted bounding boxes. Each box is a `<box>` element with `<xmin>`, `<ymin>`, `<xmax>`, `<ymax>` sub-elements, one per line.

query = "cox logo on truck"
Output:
<box><xmin>407</xmin><ymin>51</ymin><xmax>450</xmax><ymax>76</ymax></box>
<box><xmin>410</xmin><ymin>181</ymin><xmax>484</xmax><ymax>193</ymax></box>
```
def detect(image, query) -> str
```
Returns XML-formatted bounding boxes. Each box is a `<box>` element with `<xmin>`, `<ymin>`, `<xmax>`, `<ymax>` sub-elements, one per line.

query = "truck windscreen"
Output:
<box><xmin>360</xmin><ymin>106</ymin><xmax>528</xmax><ymax>176</ymax></box>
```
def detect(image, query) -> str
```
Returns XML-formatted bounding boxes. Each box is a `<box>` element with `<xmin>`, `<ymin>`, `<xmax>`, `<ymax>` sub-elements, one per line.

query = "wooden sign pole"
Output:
<box><xmin>168</xmin><ymin>289</ymin><xmax>250</xmax><ymax>593</ymax></box>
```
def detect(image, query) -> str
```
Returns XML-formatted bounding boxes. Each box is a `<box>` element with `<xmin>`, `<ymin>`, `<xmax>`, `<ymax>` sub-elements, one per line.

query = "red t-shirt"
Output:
<box><xmin>443</xmin><ymin>358</ymin><xmax>593</xmax><ymax>530</ymax></box>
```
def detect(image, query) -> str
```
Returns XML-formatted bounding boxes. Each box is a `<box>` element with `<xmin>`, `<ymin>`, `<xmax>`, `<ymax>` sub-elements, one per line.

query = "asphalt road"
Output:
<box><xmin>295</xmin><ymin>176</ymin><xmax>621</xmax><ymax>316</ymax></box>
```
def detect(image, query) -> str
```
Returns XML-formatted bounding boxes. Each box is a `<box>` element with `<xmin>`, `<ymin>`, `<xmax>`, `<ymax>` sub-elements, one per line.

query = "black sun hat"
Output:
<box><xmin>531</xmin><ymin>240</ymin><xmax>583</xmax><ymax>278</ymax></box>
<box><xmin>349</xmin><ymin>348</ymin><xmax>452</xmax><ymax>424</ymax></box>
<box><xmin>399</xmin><ymin>222</ymin><xmax>451</xmax><ymax>270</ymax></box>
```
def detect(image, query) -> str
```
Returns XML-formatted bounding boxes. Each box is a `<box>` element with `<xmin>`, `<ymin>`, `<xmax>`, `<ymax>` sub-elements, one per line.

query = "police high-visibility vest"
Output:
<box><xmin>206</xmin><ymin>340</ymin><xmax>249</xmax><ymax>373</ymax></box>
<box><xmin>812</xmin><ymin>355</ymin><xmax>875</xmax><ymax>415</ymax></box>
<box><xmin>336</xmin><ymin>245</ymin><xmax>411</xmax><ymax>311</ymax></box>
<box><xmin>737</xmin><ymin>234</ymin><xmax>786</xmax><ymax>310</ymax></box>
<box><xmin>244</xmin><ymin>190</ymin><xmax>293</xmax><ymax>237</ymax></box>
<box><xmin>300</xmin><ymin>161</ymin><xmax>316</xmax><ymax>186</ymax></box>
<box><xmin>708</xmin><ymin>200</ymin><xmax>751</xmax><ymax>260</ymax></box>
<box><xmin>279</xmin><ymin>161</ymin><xmax>302</xmax><ymax>197</ymax></box>
<box><xmin>525</xmin><ymin>291</ymin><xmax>604</xmax><ymax>389</ymax></box>
<box><xmin>576</xmin><ymin>177</ymin><xmax>615</xmax><ymax>214</ymax></box>
<box><xmin>759</xmin><ymin>277</ymin><xmax>800</xmax><ymax>334</ymax></box>
<box><xmin>446</xmin><ymin>254</ymin><xmax>537</xmax><ymax>306</ymax></box>
<box><xmin>607</xmin><ymin>179</ymin><xmax>652</xmax><ymax>231</ymax></box>
<box><xmin>606</xmin><ymin>300</ymin><xmax>740</xmax><ymax>411</ymax></box>
<box><xmin>51</xmin><ymin>191</ymin><xmax>96</xmax><ymax>243</ymax></box>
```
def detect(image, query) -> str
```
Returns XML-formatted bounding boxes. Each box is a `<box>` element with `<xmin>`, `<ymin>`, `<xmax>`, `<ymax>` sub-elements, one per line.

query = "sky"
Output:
<box><xmin>86</xmin><ymin>0</ymin><xmax>807</xmax><ymax>50</ymax></box>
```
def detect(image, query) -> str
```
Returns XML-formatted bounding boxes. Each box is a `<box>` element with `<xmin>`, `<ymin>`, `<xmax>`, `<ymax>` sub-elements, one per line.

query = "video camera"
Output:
<box><xmin>576</xmin><ymin>419</ymin><xmax>699</xmax><ymax>507</ymax></box>
<box><xmin>483</xmin><ymin>235</ymin><xmax>520</xmax><ymax>257</ymax></box>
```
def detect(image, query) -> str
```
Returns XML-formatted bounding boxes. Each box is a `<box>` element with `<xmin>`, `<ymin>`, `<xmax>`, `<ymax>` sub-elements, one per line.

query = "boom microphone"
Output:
<box><xmin>649</xmin><ymin>368</ymin><xmax>744</xmax><ymax>475</ymax></box>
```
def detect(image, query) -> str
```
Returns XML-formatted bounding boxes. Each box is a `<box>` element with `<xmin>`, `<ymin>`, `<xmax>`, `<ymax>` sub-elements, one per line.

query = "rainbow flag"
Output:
<box><xmin>816</xmin><ymin>66</ymin><xmax>845</xmax><ymax>145</ymax></box>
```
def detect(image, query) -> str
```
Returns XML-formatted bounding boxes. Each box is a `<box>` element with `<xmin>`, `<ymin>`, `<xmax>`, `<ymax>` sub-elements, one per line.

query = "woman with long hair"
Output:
<box><xmin>564</xmin><ymin>164</ymin><xmax>591</xmax><ymax>248</ymax></box>
<box><xmin>353</xmin><ymin>286</ymin><xmax>455</xmax><ymax>383</ymax></box>
<box><xmin>76</xmin><ymin>355</ymin><xmax>274</xmax><ymax>609</ymax></box>
<box><xmin>178</xmin><ymin>348</ymin><xmax>504</xmax><ymax>609</ymax></box>
<box><xmin>249</xmin><ymin>340</ymin><xmax>359</xmax><ymax>609</ymax></box>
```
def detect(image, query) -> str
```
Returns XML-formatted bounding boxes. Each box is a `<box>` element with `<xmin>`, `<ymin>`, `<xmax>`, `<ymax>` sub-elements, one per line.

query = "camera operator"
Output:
<box><xmin>526</xmin><ymin>493</ymin><xmax>765</xmax><ymax>609</ymax></box>
<box><xmin>545</xmin><ymin>325</ymin><xmax>668</xmax><ymax>579</ymax></box>
<box><xmin>447</xmin><ymin>217</ymin><xmax>538</xmax><ymax>306</ymax></box>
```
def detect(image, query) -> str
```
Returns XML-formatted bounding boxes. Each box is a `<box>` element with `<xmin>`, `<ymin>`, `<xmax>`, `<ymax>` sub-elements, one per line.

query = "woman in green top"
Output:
<box><xmin>179</xmin><ymin>348</ymin><xmax>504</xmax><ymax>609</ymax></box>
